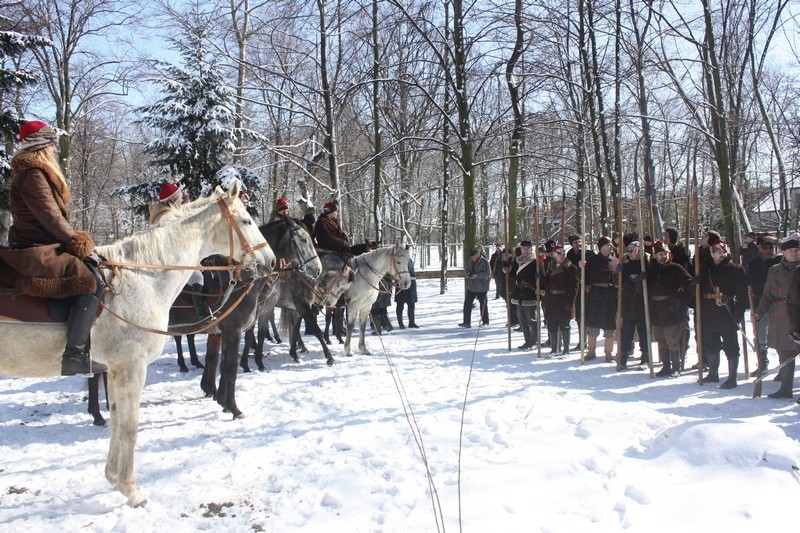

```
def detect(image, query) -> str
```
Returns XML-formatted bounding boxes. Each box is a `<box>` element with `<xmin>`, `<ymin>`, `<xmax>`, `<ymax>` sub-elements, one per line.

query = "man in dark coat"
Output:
<box><xmin>567</xmin><ymin>234</ymin><xmax>594</xmax><ymax>350</ymax></box>
<box><xmin>490</xmin><ymin>244</ymin><xmax>505</xmax><ymax>300</ymax></box>
<box><xmin>506</xmin><ymin>240</ymin><xmax>543</xmax><ymax>349</ymax></box>
<box><xmin>584</xmin><ymin>236</ymin><xmax>619</xmax><ymax>361</ymax></box>
<box><xmin>619</xmin><ymin>241</ymin><xmax>649</xmax><ymax>369</ymax></box>
<box><xmin>647</xmin><ymin>241</ymin><xmax>693</xmax><ymax>377</ymax></box>
<box><xmin>543</xmin><ymin>243</ymin><xmax>578</xmax><ymax>356</ymax></box>
<box><xmin>663</xmin><ymin>227</ymin><xmax>692</xmax><ymax>271</ymax></box>
<box><xmin>740</xmin><ymin>232</ymin><xmax>759</xmax><ymax>274</ymax></box>
<box><xmin>314</xmin><ymin>201</ymin><xmax>350</xmax><ymax>254</ymax></box>
<box><xmin>395</xmin><ymin>246</ymin><xmax>419</xmax><ymax>329</ymax></box>
<box><xmin>700</xmin><ymin>241</ymin><xmax>749</xmax><ymax>388</ymax></box>
<box><xmin>747</xmin><ymin>233</ymin><xmax>780</xmax><ymax>364</ymax></box>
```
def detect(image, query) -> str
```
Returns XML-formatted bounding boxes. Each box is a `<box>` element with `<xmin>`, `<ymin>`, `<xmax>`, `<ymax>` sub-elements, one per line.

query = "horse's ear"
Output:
<box><xmin>227</xmin><ymin>180</ymin><xmax>240</xmax><ymax>199</ymax></box>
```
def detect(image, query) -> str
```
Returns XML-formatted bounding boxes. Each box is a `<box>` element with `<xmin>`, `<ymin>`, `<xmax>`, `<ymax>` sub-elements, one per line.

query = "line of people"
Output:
<box><xmin>487</xmin><ymin>227</ymin><xmax>800</xmax><ymax>401</ymax></box>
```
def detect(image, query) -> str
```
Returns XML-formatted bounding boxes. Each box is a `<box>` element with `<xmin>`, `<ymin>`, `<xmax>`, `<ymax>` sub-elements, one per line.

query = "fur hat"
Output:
<box><xmin>756</xmin><ymin>233</ymin><xmax>777</xmax><ymax>246</ymax></box>
<box><xmin>323</xmin><ymin>201</ymin><xmax>337</xmax><ymax>213</ymax></box>
<box><xmin>545</xmin><ymin>239</ymin><xmax>556</xmax><ymax>252</ymax></box>
<box><xmin>520</xmin><ymin>239</ymin><xmax>533</xmax><ymax>247</ymax></box>
<box><xmin>705</xmin><ymin>230</ymin><xmax>722</xmax><ymax>246</ymax></box>
<box><xmin>597</xmin><ymin>236</ymin><xmax>612</xmax><ymax>248</ymax></box>
<box><xmin>159</xmin><ymin>183</ymin><xmax>182</xmax><ymax>203</ymax></box>
<box><xmin>780</xmin><ymin>233</ymin><xmax>800</xmax><ymax>251</ymax></box>
<box><xmin>623</xmin><ymin>232</ymin><xmax>639</xmax><ymax>247</ymax></box>
<box><xmin>17</xmin><ymin>120</ymin><xmax>58</xmax><ymax>153</ymax></box>
<box><xmin>276</xmin><ymin>197</ymin><xmax>288</xmax><ymax>211</ymax></box>
<box><xmin>652</xmin><ymin>240</ymin><xmax>669</xmax><ymax>254</ymax></box>
<box><xmin>664</xmin><ymin>227</ymin><xmax>679</xmax><ymax>244</ymax></box>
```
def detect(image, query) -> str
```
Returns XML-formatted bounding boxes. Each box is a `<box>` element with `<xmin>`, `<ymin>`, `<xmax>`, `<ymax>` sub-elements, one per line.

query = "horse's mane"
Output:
<box><xmin>97</xmin><ymin>191</ymin><xmax>225</xmax><ymax>264</ymax></box>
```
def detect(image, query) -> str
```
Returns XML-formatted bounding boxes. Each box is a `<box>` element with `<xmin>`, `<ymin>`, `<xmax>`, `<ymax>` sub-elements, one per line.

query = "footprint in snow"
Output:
<box><xmin>624</xmin><ymin>485</ymin><xmax>651</xmax><ymax>505</ymax></box>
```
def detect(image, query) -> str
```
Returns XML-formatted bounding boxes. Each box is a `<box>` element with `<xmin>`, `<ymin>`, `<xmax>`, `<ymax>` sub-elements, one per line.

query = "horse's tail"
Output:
<box><xmin>279</xmin><ymin>308</ymin><xmax>298</xmax><ymax>337</ymax></box>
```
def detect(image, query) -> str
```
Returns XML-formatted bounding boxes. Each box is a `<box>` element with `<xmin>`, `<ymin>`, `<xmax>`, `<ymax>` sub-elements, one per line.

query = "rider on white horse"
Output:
<box><xmin>1</xmin><ymin>120</ymin><xmax>107</xmax><ymax>376</ymax></box>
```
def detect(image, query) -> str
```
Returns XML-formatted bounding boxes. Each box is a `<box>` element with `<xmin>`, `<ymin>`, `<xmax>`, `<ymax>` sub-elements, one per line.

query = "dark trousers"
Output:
<box><xmin>463</xmin><ymin>291</ymin><xmax>489</xmax><ymax>326</ymax></box>
<box><xmin>702</xmin><ymin>329</ymin><xmax>740</xmax><ymax>373</ymax></box>
<box><xmin>621</xmin><ymin>318</ymin><xmax>649</xmax><ymax>365</ymax></box>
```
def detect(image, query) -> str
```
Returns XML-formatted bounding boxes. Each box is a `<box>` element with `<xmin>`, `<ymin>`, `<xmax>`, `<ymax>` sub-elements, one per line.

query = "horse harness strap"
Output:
<box><xmin>217</xmin><ymin>198</ymin><xmax>269</xmax><ymax>269</ymax></box>
<box><xmin>99</xmin><ymin>277</ymin><xmax>257</xmax><ymax>337</ymax></box>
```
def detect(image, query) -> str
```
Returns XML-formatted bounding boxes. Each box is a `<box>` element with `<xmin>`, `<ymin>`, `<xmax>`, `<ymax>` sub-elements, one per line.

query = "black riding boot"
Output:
<box><xmin>561</xmin><ymin>327</ymin><xmax>571</xmax><ymax>355</ymax></box>
<box><xmin>61</xmin><ymin>293</ymin><xmax>107</xmax><ymax>376</ymax></box>
<box><xmin>396</xmin><ymin>307</ymin><xmax>405</xmax><ymax>329</ymax></box>
<box><xmin>407</xmin><ymin>305</ymin><xmax>419</xmax><ymax>328</ymax></box>
<box><xmin>669</xmin><ymin>350</ymin><xmax>681</xmax><ymax>378</ymax></box>
<box><xmin>704</xmin><ymin>351</ymin><xmax>720</xmax><ymax>382</ymax></box>
<box><xmin>719</xmin><ymin>357</ymin><xmax>739</xmax><ymax>389</ymax></box>
<box><xmin>768</xmin><ymin>359</ymin><xmax>795</xmax><ymax>399</ymax></box>
<box><xmin>189</xmin><ymin>283</ymin><xmax>206</xmax><ymax>319</ymax></box>
<box><xmin>656</xmin><ymin>354</ymin><xmax>672</xmax><ymax>377</ymax></box>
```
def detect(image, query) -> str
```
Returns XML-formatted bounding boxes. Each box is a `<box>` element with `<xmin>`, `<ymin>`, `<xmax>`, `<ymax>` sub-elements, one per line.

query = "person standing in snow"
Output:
<box><xmin>752</xmin><ymin>235</ymin><xmax>800</xmax><ymax>399</ymax></box>
<box><xmin>747</xmin><ymin>233</ymin><xmax>781</xmax><ymax>370</ymax></box>
<box><xmin>699</xmin><ymin>241</ymin><xmax>748</xmax><ymax>388</ymax></box>
<box><xmin>619</xmin><ymin>240</ymin><xmax>650</xmax><ymax>369</ymax></box>
<box><xmin>647</xmin><ymin>241</ymin><xmax>693</xmax><ymax>377</ymax></box>
<box><xmin>583</xmin><ymin>236</ymin><xmax>619</xmax><ymax>361</ymax></box>
<box><xmin>505</xmin><ymin>239</ymin><xmax>543</xmax><ymax>349</ymax></box>
<box><xmin>395</xmin><ymin>246</ymin><xmax>419</xmax><ymax>329</ymax></box>
<box><xmin>542</xmin><ymin>243</ymin><xmax>578</xmax><ymax>356</ymax></box>
<box><xmin>459</xmin><ymin>247</ymin><xmax>491</xmax><ymax>328</ymax></box>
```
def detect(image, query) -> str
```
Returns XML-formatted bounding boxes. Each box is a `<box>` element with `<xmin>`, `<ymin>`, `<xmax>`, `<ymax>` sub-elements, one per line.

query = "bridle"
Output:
<box><xmin>98</xmin><ymin>197</ymin><xmax>271</xmax><ymax>335</ymax></box>
<box><xmin>275</xmin><ymin>219</ymin><xmax>319</xmax><ymax>276</ymax></box>
<box><xmin>353</xmin><ymin>249</ymin><xmax>409</xmax><ymax>294</ymax></box>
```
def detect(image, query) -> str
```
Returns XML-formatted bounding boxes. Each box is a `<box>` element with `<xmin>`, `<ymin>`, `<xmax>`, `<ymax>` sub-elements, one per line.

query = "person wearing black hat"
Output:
<box><xmin>740</xmin><ymin>231</ymin><xmax>759</xmax><ymax>273</ymax></box>
<box><xmin>543</xmin><ymin>243</ymin><xmax>578</xmax><ymax>356</ymax></box>
<box><xmin>662</xmin><ymin>227</ymin><xmax>692</xmax><ymax>271</ymax></box>
<box><xmin>459</xmin><ymin>247</ymin><xmax>491</xmax><ymax>328</ymax></box>
<box><xmin>314</xmin><ymin>200</ymin><xmax>351</xmax><ymax>256</ymax></box>
<box><xmin>647</xmin><ymin>241</ymin><xmax>693</xmax><ymax>377</ymax></box>
<box><xmin>505</xmin><ymin>240</ymin><xmax>544</xmax><ymax>349</ymax></box>
<box><xmin>753</xmin><ymin>234</ymin><xmax>800</xmax><ymax>398</ymax></box>
<box><xmin>566</xmin><ymin>234</ymin><xmax>594</xmax><ymax>350</ymax></box>
<box><xmin>699</xmin><ymin>241</ymin><xmax>748</xmax><ymax>388</ymax></box>
<box><xmin>583</xmin><ymin>236</ymin><xmax>619</xmax><ymax>361</ymax></box>
<box><xmin>619</xmin><ymin>241</ymin><xmax>650</xmax><ymax>369</ymax></box>
<box><xmin>747</xmin><ymin>233</ymin><xmax>780</xmax><ymax>365</ymax></box>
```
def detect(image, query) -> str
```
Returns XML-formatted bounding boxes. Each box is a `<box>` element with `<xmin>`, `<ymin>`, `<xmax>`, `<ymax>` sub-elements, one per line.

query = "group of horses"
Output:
<box><xmin>0</xmin><ymin>183</ymin><xmax>411</xmax><ymax>507</ymax></box>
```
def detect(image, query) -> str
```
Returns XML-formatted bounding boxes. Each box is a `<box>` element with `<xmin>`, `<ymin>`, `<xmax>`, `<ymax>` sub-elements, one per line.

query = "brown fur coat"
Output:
<box><xmin>0</xmin><ymin>151</ymin><xmax>96</xmax><ymax>298</ymax></box>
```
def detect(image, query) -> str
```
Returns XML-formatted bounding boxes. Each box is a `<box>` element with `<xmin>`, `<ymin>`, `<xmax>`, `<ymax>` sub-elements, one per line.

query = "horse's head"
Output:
<box><xmin>314</xmin><ymin>251</ymin><xmax>354</xmax><ymax>307</ymax></box>
<box><xmin>206</xmin><ymin>183</ymin><xmax>276</xmax><ymax>275</ymax></box>
<box><xmin>390</xmin><ymin>244</ymin><xmax>412</xmax><ymax>290</ymax></box>
<box><xmin>261</xmin><ymin>216</ymin><xmax>322</xmax><ymax>279</ymax></box>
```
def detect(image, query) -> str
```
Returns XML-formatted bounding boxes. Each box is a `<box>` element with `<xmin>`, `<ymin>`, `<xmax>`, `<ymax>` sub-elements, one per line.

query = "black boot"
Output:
<box><xmin>669</xmin><ymin>350</ymin><xmax>681</xmax><ymax>378</ymax></box>
<box><xmin>768</xmin><ymin>359</ymin><xmax>795</xmax><ymax>399</ymax></box>
<box><xmin>719</xmin><ymin>357</ymin><xmax>739</xmax><ymax>389</ymax></box>
<box><xmin>396</xmin><ymin>308</ymin><xmax>405</xmax><ymax>329</ymax></box>
<box><xmin>561</xmin><ymin>327</ymin><xmax>571</xmax><ymax>356</ymax></box>
<box><xmin>408</xmin><ymin>306</ymin><xmax>419</xmax><ymax>328</ymax></box>
<box><xmin>704</xmin><ymin>351</ymin><xmax>720</xmax><ymax>382</ymax></box>
<box><xmin>61</xmin><ymin>293</ymin><xmax>107</xmax><ymax>376</ymax></box>
<box><xmin>656</xmin><ymin>356</ymin><xmax>672</xmax><ymax>377</ymax></box>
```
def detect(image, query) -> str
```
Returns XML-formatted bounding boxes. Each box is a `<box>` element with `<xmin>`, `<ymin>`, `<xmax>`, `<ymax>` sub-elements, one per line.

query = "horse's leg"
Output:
<box><xmin>305</xmin><ymin>309</ymin><xmax>335</xmax><ymax>365</ymax></box>
<box><xmin>271</xmin><ymin>314</ymin><xmax>282</xmax><ymax>344</ymax></box>
<box><xmin>188</xmin><ymin>334</ymin><xmax>203</xmax><ymax>369</ymax></box>
<box><xmin>201</xmin><ymin>334</ymin><xmax>221</xmax><ymax>397</ymax></box>
<box><xmin>87</xmin><ymin>373</ymin><xmax>106</xmax><ymax>427</ymax></box>
<box><xmin>323</xmin><ymin>308</ymin><xmax>332</xmax><ymax>345</ymax></box>
<box><xmin>359</xmin><ymin>307</ymin><xmax>371</xmax><ymax>355</ymax></box>
<box><xmin>241</xmin><ymin>325</ymin><xmax>254</xmax><ymax>373</ymax></box>
<box><xmin>218</xmin><ymin>330</ymin><xmax>244</xmax><ymax>419</ymax></box>
<box><xmin>344</xmin><ymin>309</ymin><xmax>356</xmax><ymax>356</ymax></box>
<box><xmin>254</xmin><ymin>309</ymin><xmax>270</xmax><ymax>371</ymax></box>
<box><xmin>335</xmin><ymin>308</ymin><xmax>345</xmax><ymax>344</ymax></box>
<box><xmin>175</xmin><ymin>336</ymin><xmax>189</xmax><ymax>373</ymax></box>
<box><xmin>105</xmin><ymin>361</ymin><xmax>148</xmax><ymax>507</ymax></box>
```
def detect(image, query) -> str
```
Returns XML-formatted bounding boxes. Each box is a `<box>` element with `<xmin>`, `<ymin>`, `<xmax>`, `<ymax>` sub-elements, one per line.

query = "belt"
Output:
<box><xmin>549</xmin><ymin>290</ymin><xmax>567</xmax><ymax>295</ymax></box>
<box><xmin>651</xmin><ymin>295</ymin><xmax>671</xmax><ymax>301</ymax></box>
<box><xmin>591</xmin><ymin>283</ymin><xmax>613</xmax><ymax>288</ymax></box>
<box><xmin>702</xmin><ymin>294</ymin><xmax>719</xmax><ymax>300</ymax></box>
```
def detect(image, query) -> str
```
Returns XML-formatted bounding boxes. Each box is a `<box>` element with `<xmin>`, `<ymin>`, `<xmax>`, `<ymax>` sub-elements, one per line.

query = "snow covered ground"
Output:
<box><xmin>1</xmin><ymin>279</ymin><xmax>799</xmax><ymax>532</ymax></box>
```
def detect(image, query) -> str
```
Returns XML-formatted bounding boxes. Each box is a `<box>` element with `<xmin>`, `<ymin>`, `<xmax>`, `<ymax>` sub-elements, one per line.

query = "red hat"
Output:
<box><xmin>276</xmin><ymin>197</ymin><xmax>288</xmax><ymax>210</ymax></box>
<box><xmin>159</xmin><ymin>183</ymin><xmax>181</xmax><ymax>202</ymax></box>
<box><xmin>17</xmin><ymin>120</ymin><xmax>58</xmax><ymax>152</ymax></box>
<box><xmin>552</xmin><ymin>243</ymin><xmax>564</xmax><ymax>252</ymax></box>
<box><xmin>323</xmin><ymin>201</ymin><xmax>337</xmax><ymax>213</ymax></box>
<box><xmin>712</xmin><ymin>241</ymin><xmax>729</xmax><ymax>253</ymax></box>
<box><xmin>652</xmin><ymin>240</ymin><xmax>669</xmax><ymax>254</ymax></box>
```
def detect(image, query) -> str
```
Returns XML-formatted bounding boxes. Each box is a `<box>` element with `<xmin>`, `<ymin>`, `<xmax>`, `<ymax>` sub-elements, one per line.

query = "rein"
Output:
<box><xmin>353</xmin><ymin>250</ymin><xmax>408</xmax><ymax>294</ymax></box>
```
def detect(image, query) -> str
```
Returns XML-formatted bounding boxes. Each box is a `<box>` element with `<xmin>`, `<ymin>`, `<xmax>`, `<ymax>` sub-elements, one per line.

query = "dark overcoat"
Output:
<box><xmin>699</xmin><ymin>257</ymin><xmax>748</xmax><ymax>333</ymax></box>
<box><xmin>314</xmin><ymin>213</ymin><xmax>349</xmax><ymax>251</ymax></box>
<box><xmin>508</xmin><ymin>254</ymin><xmax>542</xmax><ymax>306</ymax></box>
<box><xmin>646</xmin><ymin>258</ymin><xmax>693</xmax><ymax>327</ymax></box>
<box><xmin>0</xmin><ymin>151</ymin><xmax>95</xmax><ymax>298</ymax></box>
<box><xmin>395</xmin><ymin>259</ymin><xmax>417</xmax><ymax>304</ymax></box>
<box><xmin>621</xmin><ymin>255</ymin><xmax>646</xmax><ymax>321</ymax></box>
<box><xmin>543</xmin><ymin>258</ymin><xmax>578</xmax><ymax>321</ymax></box>
<box><xmin>584</xmin><ymin>252</ymin><xmax>618</xmax><ymax>330</ymax></box>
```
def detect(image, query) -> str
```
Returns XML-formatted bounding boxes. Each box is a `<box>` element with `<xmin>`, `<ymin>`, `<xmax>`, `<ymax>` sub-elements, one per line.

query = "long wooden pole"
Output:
<box><xmin>560</xmin><ymin>189</ymin><xmax>567</xmax><ymax>245</ymax></box>
<box><xmin>694</xmin><ymin>175</ymin><xmax>704</xmax><ymax>385</ymax></box>
<box><xmin>580</xmin><ymin>194</ymin><xmax>587</xmax><ymax>364</ymax></box>
<box><xmin>635</xmin><ymin>177</ymin><xmax>655</xmax><ymax>378</ymax></box>
<box><xmin>534</xmin><ymin>191</ymin><xmax>542</xmax><ymax>358</ymax></box>
<box><xmin>615</xmin><ymin>193</ymin><xmax>624</xmax><ymax>371</ymax></box>
<box><xmin>504</xmin><ymin>193</ymin><xmax>511</xmax><ymax>352</ymax></box>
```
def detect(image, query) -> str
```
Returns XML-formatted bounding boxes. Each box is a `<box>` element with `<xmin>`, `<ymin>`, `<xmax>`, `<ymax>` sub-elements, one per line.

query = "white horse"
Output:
<box><xmin>0</xmin><ymin>183</ymin><xmax>274</xmax><ymax>506</ymax></box>
<box><xmin>343</xmin><ymin>244</ymin><xmax>411</xmax><ymax>356</ymax></box>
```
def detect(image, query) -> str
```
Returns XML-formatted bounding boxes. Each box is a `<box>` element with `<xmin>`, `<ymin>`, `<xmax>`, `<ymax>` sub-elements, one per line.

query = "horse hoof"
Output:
<box><xmin>233</xmin><ymin>413</ymin><xmax>246</xmax><ymax>420</ymax></box>
<box><xmin>240</xmin><ymin>366</ymin><xmax>251</xmax><ymax>373</ymax></box>
<box><xmin>193</xmin><ymin>363</ymin><xmax>205</xmax><ymax>369</ymax></box>
<box><xmin>257</xmin><ymin>366</ymin><xmax>267</xmax><ymax>372</ymax></box>
<box><xmin>179</xmin><ymin>366</ymin><xmax>189</xmax><ymax>373</ymax></box>
<box><xmin>93</xmin><ymin>418</ymin><xmax>107</xmax><ymax>427</ymax></box>
<box><xmin>327</xmin><ymin>358</ymin><xmax>335</xmax><ymax>366</ymax></box>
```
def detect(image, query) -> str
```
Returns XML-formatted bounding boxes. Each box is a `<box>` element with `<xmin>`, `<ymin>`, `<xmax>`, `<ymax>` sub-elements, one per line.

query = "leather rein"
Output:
<box><xmin>97</xmin><ymin>198</ymin><xmax>270</xmax><ymax>336</ymax></box>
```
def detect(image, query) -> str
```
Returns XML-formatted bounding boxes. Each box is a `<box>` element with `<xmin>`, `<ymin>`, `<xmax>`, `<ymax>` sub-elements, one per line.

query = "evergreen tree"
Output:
<box><xmin>136</xmin><ymin>6</ymin><xmax>261</xmax><ymax>200</ymax></box>
<box><xmin>0</xmin><ymin>14</ymin><xmax>49</xmax><ymax>237</ymax></box>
